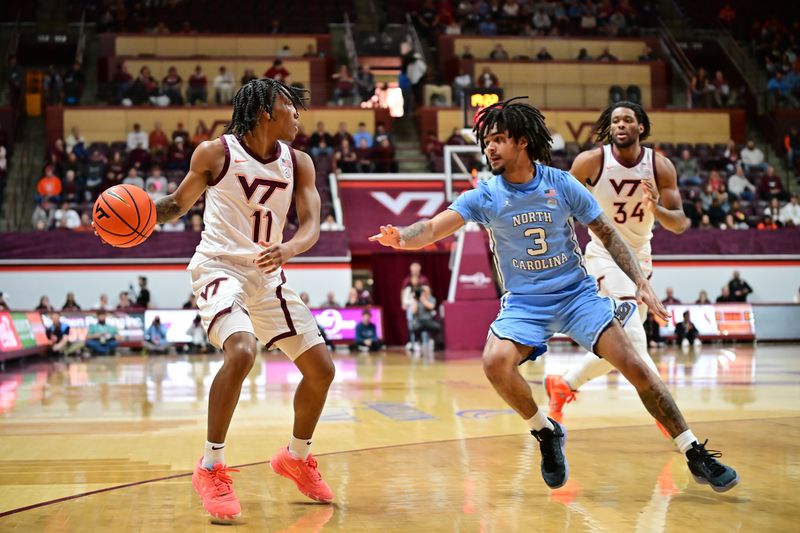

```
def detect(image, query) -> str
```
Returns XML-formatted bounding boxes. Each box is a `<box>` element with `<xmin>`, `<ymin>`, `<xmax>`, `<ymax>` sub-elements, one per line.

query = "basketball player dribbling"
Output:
<box><xmin>544</xmin><ymin>102</ymin><xmax>688</xmax><ymax>436</ymax></box>
<box><xmin>370</xmin><ymin>97</ymin><xmax>738</xmax><ymax>493</ymax></box>
<box><xmin>152</xmin><ymin>79</ymin><xmax>335</xmax><ymax>520</ymax></box>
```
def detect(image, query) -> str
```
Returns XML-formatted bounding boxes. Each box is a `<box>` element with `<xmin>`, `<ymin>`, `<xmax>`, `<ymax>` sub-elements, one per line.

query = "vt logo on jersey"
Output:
<box><xmin>237</xmin><ymin>174</ymin><xmax>288</xmax><ymax>205</ymax></box>
<box><xmin>609</xmin><ymin>179</ymin><xmax>641</xmax><ymax>197</ymax></box>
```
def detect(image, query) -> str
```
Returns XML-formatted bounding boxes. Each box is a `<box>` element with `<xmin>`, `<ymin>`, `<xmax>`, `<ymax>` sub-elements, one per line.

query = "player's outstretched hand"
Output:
<box><xmin>637</xmin><ymin>280</ymin><xmax>670</xmax><ymax>323</ymax></box>
<box><xmin>255</xmin><ymin>241</ymin><xmax>296</xmax><ymax>274</ymax></box>
<box><xmin>641</xmin><ymin>177</ymin><xmax>660</xmax><ymax>213</ymax></box>
<box><xmin>368</xmin><ymin>225</ymin><xmax>405</xmax><ymax>249</ymax></box>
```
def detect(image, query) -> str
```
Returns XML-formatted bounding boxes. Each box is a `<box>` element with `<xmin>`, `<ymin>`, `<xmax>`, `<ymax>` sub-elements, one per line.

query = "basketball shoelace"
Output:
<box><xmin>533</xmin><ymin>428</ymin><xmax>562</xmax><ymax>472</ymax></box>
<box><xmin>693</xmin><ymin>440</ymin><xmax>727</xmax><ymax>476</ymax></box>
<box><xmin>209</xmin><ymin>465</ymin><xmax>239</xmax><ymax>495</ymax></box>
<box><xmin>303</xmin><ymin>456</ymin><xmax>323</xmax><ymax>482</ymax></box>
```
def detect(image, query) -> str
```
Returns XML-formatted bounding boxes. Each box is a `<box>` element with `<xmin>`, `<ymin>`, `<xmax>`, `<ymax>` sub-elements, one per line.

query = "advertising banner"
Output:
<box><xmin>311</xmin><ymin>307</ymin><xmax>383</xmax><ymax>341</ymax></box>
<box><xmin>0</xmin><ymin>312</ymin><xmax>22</xmax><ymax>352</ymax></box>
<box><xmin>660</xmin><ymin>304</ymin><xmax>755</xmax><ymax>338</ymax></box>
<box><xmin>40</xmin><ymin>312</ymin><xmax>145</xmax><ymax>344</ymax></box>
<box><xmin>11</xmin><ymin>312</ymin><xmax>38</xmax><ymax>348</ymax></box>
<box><xmin>144</xmin><ymin>310</ymin><xmax>200</xmax><ymax>343</ymax></box>
<box><xmin>449</xmin><ymin>228</ymin><xmax>497</xmax><ymax>301</ymax></box>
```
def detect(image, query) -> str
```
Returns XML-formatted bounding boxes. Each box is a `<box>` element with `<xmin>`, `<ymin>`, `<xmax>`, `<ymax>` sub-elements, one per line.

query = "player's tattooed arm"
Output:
<box><xmin>370</xmin><ymin>210</ymin><xmax>466</xmax><ymax>250</ymax></box>
<box><xmin>156</xmin><ymin>140</ymin><xmax>219</xmax><ymax>222</ymax></box>
<box><xmin>155</xmin><ymin>196</ymin><xmax>182</xmax><ymax>223</ymax></box>
<box><xmin>399</xmin><ymin>222</ymin><xmax>429</xmax><ymax>243</ymax></box>
<box><xmin>637</xmin><ymin>382</ymin><xmax>689</xmax><ymax>437</ymax></box>
<box><xmin>588</xmin><ymin>213</ymin><xmax>646</xmax><ymax>284</ymax></box>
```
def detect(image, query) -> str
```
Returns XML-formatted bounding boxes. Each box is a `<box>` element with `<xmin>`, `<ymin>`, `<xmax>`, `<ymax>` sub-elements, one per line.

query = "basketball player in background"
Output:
<box><xmin>545</xmin><ymin>102</ymin><xmax>688</xmax><ymax>435</ymax></box>
<box><xmin>153</xmin><ymin>79</ymin><xmax>335</xmax><ymax>521</ymax></box>
<box><xmin>370</xmin><ymin>97</ymin><xmax>738</xmax><ymax>493</ymax></box>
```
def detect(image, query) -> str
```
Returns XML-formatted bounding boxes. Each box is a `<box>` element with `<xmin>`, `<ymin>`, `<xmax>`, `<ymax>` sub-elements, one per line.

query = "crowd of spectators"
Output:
<box><xmin>292</xmin><ymin>120</ymin><xmax>398</xmax><ymax>174</ymax></box>
<box><xmin>411</xmin><ymin>0</ymin><xmax>657</xmax><ymax>43</ymax></box>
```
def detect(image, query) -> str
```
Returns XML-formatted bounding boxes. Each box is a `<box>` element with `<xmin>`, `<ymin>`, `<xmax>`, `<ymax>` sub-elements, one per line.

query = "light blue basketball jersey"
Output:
<box><xmin>449</xmin><ymin>164</ymin><xmax>603</xmax><ymax>296</ymax></box>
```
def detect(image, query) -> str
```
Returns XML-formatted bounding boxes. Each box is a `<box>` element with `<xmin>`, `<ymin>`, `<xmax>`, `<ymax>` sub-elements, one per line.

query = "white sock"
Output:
<box><xmin>288</xmin><ymin>435</ymin><xmax>312</xmax><ymax>460</ymax></box>
<box><xmin>673</xmin><ymin>429</ymin><xmax>698</xmax><ymax>454</ymax></box>
<box><xmin>202</xmin><ymin>441</ymin><xmax>225</xmax><ymax>468</ymax></box>
<box><xmin>526</xmin><ymin>409</ymin><xmax>555</xmax><ymax>432</ymax></box>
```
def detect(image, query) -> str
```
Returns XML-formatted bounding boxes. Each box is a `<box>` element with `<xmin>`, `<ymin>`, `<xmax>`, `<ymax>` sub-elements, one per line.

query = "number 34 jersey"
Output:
<box><xmin>188</xmin><ymin>135</ymin><xmax>297</xmax><ymax>273</ymax></box>
<box><xmin>449</xmin><ymin>164</ymin><xmax>603</xmax><ymax>296</ymax></box>
<box><xmin>587</xmin><ymin>144</ymin><xmax>656</xmax><ymax>258</ymax></box>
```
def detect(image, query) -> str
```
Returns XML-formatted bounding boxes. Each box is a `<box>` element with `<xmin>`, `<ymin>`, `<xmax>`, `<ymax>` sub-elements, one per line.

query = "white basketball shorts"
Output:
<box><xmin>190</xmin><ymin>256</ymin><xmax>322</xmax><ymax>359</ymax></box>
<box><xmin>584</xmin><ymin>241</ymin><xmax>653</xmax><ymax>321</ymax></box>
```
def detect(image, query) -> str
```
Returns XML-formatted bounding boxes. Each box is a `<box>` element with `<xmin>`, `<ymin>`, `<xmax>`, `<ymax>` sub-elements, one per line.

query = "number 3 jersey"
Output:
<box><xmin>586</xmin><ymin>144</ymin><xmax>656</xmax><ymax>259</ymax></box>
<box><xmin>188</xmin><ymin>135</ymin><xmax>296</xmax><ymax>273</ymax></box>
<box><xmin>449</xmin><ymin>164</ymin><xmax>602</xmax><ymax>296</ymax></box>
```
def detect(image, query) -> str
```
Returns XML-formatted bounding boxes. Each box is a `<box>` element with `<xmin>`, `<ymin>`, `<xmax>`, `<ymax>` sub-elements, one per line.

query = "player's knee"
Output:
<box><xmin>225</xmin><ymin>341</ymin><xmax>257</xmax><ymax>374</ymax></box>
<box><xmin>482</xmin><ymin>351</ymin><xmax>512</xmax><ymax>380</ymax></box>
<box><xmin>313</xmin><ymin>357</ymin><xmax>336</xmax><ymax>386</ymax></box>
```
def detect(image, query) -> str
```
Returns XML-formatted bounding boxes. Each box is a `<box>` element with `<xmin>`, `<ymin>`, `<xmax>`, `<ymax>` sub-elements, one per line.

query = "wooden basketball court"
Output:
<box><xmin>1</xmin><ymin>343</ymin><xmax>798</xmax><ymax>531</ymax></box>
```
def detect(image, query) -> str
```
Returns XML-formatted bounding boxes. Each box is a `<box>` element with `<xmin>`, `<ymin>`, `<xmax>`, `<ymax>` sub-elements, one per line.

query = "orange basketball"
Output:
<box><xmin>92</xmin><ymin>184</ymin><xmax>157</xmax><ymax>248</ymax></box>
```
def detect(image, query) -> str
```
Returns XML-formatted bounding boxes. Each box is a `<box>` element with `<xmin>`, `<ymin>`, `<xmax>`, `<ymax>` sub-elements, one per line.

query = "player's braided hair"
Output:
<box><xmin>473</xmin><ymin>96</ymin><xmax>552</xmax><ymax>165</ymax></box>
<box><xmin>224</xmin><ymin>78</ymin><xmax>308</xmax><ymax>136</ymax></box>
<box><xmin>593</xmin><ymin>100</ymin><xmax>651</xmax><ymax>144</ymax></box>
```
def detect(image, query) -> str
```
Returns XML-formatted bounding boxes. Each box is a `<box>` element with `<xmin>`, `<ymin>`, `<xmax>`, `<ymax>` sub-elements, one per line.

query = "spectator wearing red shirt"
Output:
<box><xmin>186</xmin><ymin>65</ymin><xmax>207</xmax><ymax>105</ymax></box>
<box><xmin>662</xmin><ymin>287</ymin><xmax>681</xmax><ymax>305</ymax></box>
<box><xmin>149</xmin><ymin>122</ymin><xmax>171</xmax><ymax>155</ymax></box>
<box><xmin>264</xmin><ymin>59</ymin><xmax>290</xmax><ymax>82</ymax></box>
<box><xmin>758</xmin><ymin>165</ymin><xmax>789</xmax><ymax>201</ymax></box>
<box><xmin>756</xmin><ymin>214</ymin><xmax>779</xmax><ymax>230</ymax></box>
<box><xmin>332</xmin><ymin>122</ymin><xmax>354</xmax><ymax>148</ymax></box>
<box><xmin>161</xmin><ymin>66</ymin><xmax>183</xmax><ymax>105</ymax></box>
<box><xmin>291</xmin><ymin>124</ymin><xmax>310</xmax><ymax>152</ymax></box>
<box><xmin>372</xmin><ymin>138</ymin><xmax>397</xmax><ymax>173</ymax></box>
<box><xmin>354</xmin><ymin>137</ymin><xmax>372</xmax><ymax>172</ymax></box>
<box><xmin>477</xmin><ymin>66</ymin><xmax>499</xmax><ymax>89</ymax></box>
<box><xmin>167</xmin><ymin>138</ymin><xmax>190</xmax><ymax>172</ymax></box>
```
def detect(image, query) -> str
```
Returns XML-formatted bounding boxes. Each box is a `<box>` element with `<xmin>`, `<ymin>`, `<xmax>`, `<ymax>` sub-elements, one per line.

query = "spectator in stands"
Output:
<box><xmin>162</xmin><ymin>217</ymin><xmax>185</xmax><ymax>231</ymax></box>
<box><xmin>662</xmin><ymin>287</ymin><xmax>681</xmax><ymax>305</ymax></box>
<box><xmin>476</xmin><ymin>66</ymin><xmax>499</xmax><ymax>89</ymax></box>
<box><xmin>718</xmin><ymin>3</ymin><xmax>736</xmax><ymax>27</ymax></box>
<box><xmin>460</xmin><ymin>46</ymin><xmax>474</xmax><ymax>60</ymax></box>
<box><xmin>86</xmin><ymin>310</ymin><xmax>119</xmax><ymax>356</ymax></box>
<box><xmin>355</xmin><ymin>137</ymin><xmax>373</xmax><ymax>172</ymax></box>
<box><xmin>36</xmin><ymin>166</ymin><xmax>62</xmax><ymax>205</ymax></box>
<box><xmin>536</xmin><ymin>47</ymin><xmax>554</xmax><ymax>61</ymax></box>
<box><xmin>264</xmin><ymin>59</ymin><xmax>290</xmax><ymax>83</ymax></box>
<box><xmin>299</xmin><ymin>292</ymin><xmax>311</xmax><ymax>306</ymax></box>
<box><xmin>277</xmin><ymin>45</ymin><xmax>292</xmax><ymax>58</ymax></box>
<box><xmin>332</xmin><ymin>65</ymin><xmax>357</xmax><ymax>105</ymax></box>
<box><xmin>183</xmin><ymin>293</ymin><xmax>198</xmax><ymax>309</ymax></box>
<box><xmin>74</xmin><ymin>213</ymin><xmax>93</xmax><ymax>232</ymax></box>
<box><xmin>149</xmin><ymin>122</ymin><xmax>170</xmax><ymax>156</ymax></box>
<box><xmin>107</xmin><ymin>150</ymin><xmax>125</xmax><ymax>180</ymax></box>
<box><xmin>117</xmin><ymin>291</ymin><xmax>132</xmax><ymax>310</ymax></box>
<box><xmin>638</xmin><ymin>45</ymin><xmax>657</xmax><ymax>61</ymax></box>
<box><xmin>410</xmin><ymin>285</ymin><xmax>440</xmax><ymax>353</ymax></box>
<box><xmin>489</xmin><ymin>43</ymin><xmax>509</xmax><ymax>60</ymax></box>
<box><xmin>127</xmin><ymin>124</ymin><xmax>148</xmax><ymax>151</ymax></box>
<box><xmin>126</xmin><ymin>66</ymin><xmax>160</xmax><ymax>106</ymax></box>
<box><xmin>727</xmin><ymin>164</ymin><xmax>756</xmax><ymax>202</ymax></box>
<box><xmin>320</xmin><ymin>291</ymin><xmax>340</xmax><ymax>308</ymax></box>
<box><xmin>213</xmin><ymin>66</ymin><xmax>234</xmax><ymax>104</ymax></box>
<box><xmin>549</xmin><ymin>127</ymin><xmax>566</xmax><ymax>156</ymax></box>
<box><xmin>675</xmin><ymin>149</ymin><xmax>702</xmax><ymax>186</ymax></box>
<box><xmin>128</xmin><ymin>144</ymin><xmax>151</xmax><ymax>171</ymax></box>
<box><xmin>167</xmin><ymin>138</ymin><xmax>190</xmax><ymax>172</ymax></box>
<box><xmin>63</xmin><ymin>61</ymin><xmax>85</xmax><ymax>105</ymax></box>
<box><xmin>44</xmin><ymin>64</ymin><xmax>63</xmax><ymax>105</ymax></box>
<box><xmin>51</xmin><ymin>201</ymin><xmax>81</xmax><ymax>230</ymax></box>
<box><xmin>302</xmin><ymin>45</ymin><xmax>318</xmax><ymax>58</ymax></box>
<box><xmin>372</xmin><ymin>138</ymin><xmax>396</xmax><ymax>173</ymax></box>
<box><xmin>576</xmin><ymin>48</ymin><xmax>593</xmax><ymax>61</ymax></box>
<box><xmin>309</xmin><ymin>122</ymin><xmax>334</xmax><ymax>158</ymax></box>
<box><xmin>189</xmin><ymin>213</ymin><xmax>203</xmax><ymax>231</ymax></box>
<box><xmin>291</xmin><ymin>124</ymin><xmax>309</xmax><ymax>152</ymax></box>
<box><xmin>690</xmin><ymin>68</ymin><xmax>711</xmax><ymax>108</ymax></box>
<box><xmin>334</xmin><ymin>139</ymin><xmax>358</xmax><ymax>173</ymax></box>
<box><xmin>644</xmin><ymin>311</ymin><xmax>663</xmax><ymax>348</ymax></box>
<box><xmin>695</xmin><ymin>290</ymin><xmax>712</xmax><ymax>304</ymax></box>
<box><xmin>192</xmin><ymin>123</ymin><xmax>210</xmax><ymax>146</ymax></box>
<box><xmin>722</xmin><ymin>212</ymin><xmax>748</xmax><ymax>230</ymax></box>
<box><xmin>186</xmin><ymin>65</ymin><xmax>208</xmax><ymax>105</ymax></box>
<box><xmin>707</xmin><ymin>196</ymin><xmax>727</xmax><ymax>227</ymax></box>
<box><xmin>161</xmin><ymin>66</ymin><xmax>183</xmax><ymax>105</ymax></box>
<box><xmin>62</xmin><ymin>292</ymin><xmax>81</xmax><ymax>311</ymax></box>
<box><xmin>707</xmin><ymin>170</ymin><xmax>724</xmax><ymax>192</ymax></box>
<box><xmin>353</xmin><ymin>279</ymin><xmax>372</xmax><ymax>305</ymax></box>
<box><xmin>350</xmin><ymin>310</ymin><xmax>383</xmax><ymax>353</ymax></box>
<box><xmin>2</xmin><ymin>54</ymin><xmax>23</xmax><ymax>110</ymax></box>
<box><xmin>355</xmin><ymin>65</ymin><xmax>376</xmax><ymax>102</ymax></box>
<box><xmin>446</xmin><ymin>127</ymin><xmax>466</xmax><ymax>145</ymax></box>
<box><xmin>674</xmin><ymin>310</ymin><xmax>701</xmax><ymax>349</ymax></box>
<box><xmin>111</xmin><ymin>63</ymin><xmax>134</xmax><ymax>103</ymax></box>
<box><xmin>36</xmin><ymin>295</ymin><xmax>54</xmax><ymax>312</ymax></box>
<box><xmin>240</xmin><ymin>68</ymin><xmax>257</xmax><ymax>86</ymax></box>
<box><xmin>94</xmin><ymin>294</ymin><xmax>110</xmax><ymax>311</ymax></box>
<box><xmin>597</xmin><ymin>47</ymin><xmax>618</xmax><ymax>62</ymax></box>
<box><xmin>757</xmin><ymin>214</ymin><xmax>779</xmax><ymax>230</ymax></box>
<box><xmin>61</xmin><ymin>171</ymin><xmax>80</xmax><ymax>205</ymax></box>
<box><xmin>698</xmin><ymin>213</ymin><xmax>714</xmax><ymax>229</ymax></box>
<box><xmin>712</xmin><ymin>70</ymin><xmax>732</xmax><ymax>107</ymax></box>
<box><xmin>740</xmin><ymin>140</ymin><xmax>768</xmax><ymax>173</ymax></box>
<box><xmin>123</xmin><ymin>167</ymin><xmax>145</xmax><ymax>189</ymax></box>
<box><xmin>269</xmin><ymin>18</ymin><xmax>281</xmax><ymax>33</ymax></box>
<box><xmin>375</xmin><ymin>122</ymin><xmax>392</xmax><ymax>146</ymax></box>
<box><xmin>768</xmin><ymin>71</ymin><xmax>799</xmax><ymax>108</ymax></box>
<box><xmin>452</xmin><ymin>67</ymin><xmax>473</xmax><ymax>106</ymax></box>
<box><xmin>65</xmin><ymin>126</ymin><xmax>86</xmax><ymax>157</ymax></box>
<box><xmin>333</xmin><ymin>122</ymin><xmax>354</xmax><ymax>148</ymax></box>
<box><xmin>424</xmin><ymin>130</ymin><xmax>444</xmax><ymax>156</ymax></box>
<box><xmin>353</xmin><ymin>122</ymin><xmax>373</xmax><ymax>148</ymax></box>
<box><xmin>144</xmin><ymin>315</ymin><xmax>170</xmax><ymax>354</ymax></box>
<box><xmin>716</xmin><ymin>285</ymin><xmax>735</xmax><ymax>303</ymax></box>
<box><xmin>764</xmin><ymin>197</ymin><xmax>784</xmax><ymax>225</ymax></box>
<box><xmin>728</xmin><ymin>270</ymin><xmax>753</xmax><ymax>302</ymax></box>
<box><xmin>758</xmin><ymin>165</ymin><xmax>788</xmax><ymax>201</ymax></box>
<box><xmin>779</xmin><ymin>193</ymin><xmax>800</xmax><ymax>226</ymax></box>
<box><xmin>532</xmin><ymin>9</ymin><xmax>552</xmax><ymax>34</ymax></box>
<box><xmin>132</xmin><ymin>276</ymin><xmax>150</xmax><ymax>308</ymax></box>
<box><xmin>172</xmin><ymin>123</ymin><xmax>190</xmax><ymax>145</ymax></box>
<box><xmin>785</xmin><ymin>126</ymin><xmax>800</xmax><ymax>172</ymax></box>
<box><xmin>478</xmin><ymin>16</ymin><xmax>498</xmax><ymax>36</ymax></box>
<box><xmin>46</xmin><ymin>312</ymin><xmax>82</xmax><ymax>358</ymax></box>
<box><xmin>320</xmin><ymin>214</ymin><xmax>343</xmax><ymax>231</ymax></box>
<box><xmin>345</xmin><ymin>288</ymin><xmax>360</xmax><ymax>307</ymax></box>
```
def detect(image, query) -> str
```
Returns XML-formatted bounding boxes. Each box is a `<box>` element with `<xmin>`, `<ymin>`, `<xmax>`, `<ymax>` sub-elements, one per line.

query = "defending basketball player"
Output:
<box><xmin>152</xmin><ymin>79</ymin><xmax>335</xmax><ymax>520</ymax></box>
<box><xmin>370</xmin><ymin>98</ymin><xmax>738</xmax><ymax>493</ymax></box>
<box><xmin>544</xmin><ymin>102</ymin><xmax>688</xmax><ymax>434</ymax></box>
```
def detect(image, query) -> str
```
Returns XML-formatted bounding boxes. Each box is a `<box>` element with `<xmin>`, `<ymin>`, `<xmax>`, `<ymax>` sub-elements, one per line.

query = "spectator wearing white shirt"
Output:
<box><xmin>65</xmin><ymin>126</ymin><xmax>86</xmax><ymax>155</ymax></box>
<box><xmin>122</xmin><ymin>167</ymin><xmax>145</xmax><ymax>189</ymax></box>
<box><xmin>127</xmin><ymin>123</ymin><xmax>148</xmax><ymax>151</ymax></box>
<box><xmin>161</xmin><ymin>219</ymin><xmax>186</xmax><ymax>232</ymax></box>
<box><xmin>145</xmin><ymin>166</ymin><xmax>168</xmax><ymax>196</ymax></box>
<box><xmin>214</xmin><ymin>66</ymin><xmax>235</xmax><ymax>104</ymax></box>
<box><xmin>779</xmin><ymin>194</ymin><xmax>800</xmax><ymax>226</ymax></box>
<box><xmin>740</xmin><ymin>140</ymin><xmax>767</xmax><ymax>173</ymax></box>
<box><xmin>320</xmin><ymin>214</ymin><xmax>344</xmax><ymax>231</ymax></box>
<box><xmin>727</xmin><ymin>164</ymin><xmax>756</xmax><ymax>202</ymax></box>
<box><xmin>50</xmin><ymin>202</ymin><xmax>81</xmax><ymax>229</ymax></box>
<box><xmin>549</xmin><ymin>127</ymin><xmax>565</xmax><ymax>155</ymax></box>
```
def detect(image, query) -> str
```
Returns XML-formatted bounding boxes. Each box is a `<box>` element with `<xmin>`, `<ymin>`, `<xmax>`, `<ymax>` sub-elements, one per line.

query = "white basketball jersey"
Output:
<box><xmin>587</xmin><ymin>144</ymin><xmax>656</xmax><ymax>257</ymax></box>
<box><xmin>188</xmin><ymin>135</ymin><xmax>296</xmax><ymax>273</ymax></box>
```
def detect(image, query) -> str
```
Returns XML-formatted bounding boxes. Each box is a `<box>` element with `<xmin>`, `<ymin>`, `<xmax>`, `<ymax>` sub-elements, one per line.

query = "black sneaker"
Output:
<box><xmin>531</xmin><ymin>418</ymin><xmax>568</xmax><ymax>489</ymax></box>
<box><xmin>685</xmin><ymin>440</ymin><xmax>739</xmax><ymax>492</ymax></box>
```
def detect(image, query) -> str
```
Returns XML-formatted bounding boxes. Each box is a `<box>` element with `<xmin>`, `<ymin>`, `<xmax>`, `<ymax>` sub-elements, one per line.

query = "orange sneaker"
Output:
<box><xmin>545</xmin><ymin>375</ymin><xmax>577</xmax><ymax>423</ymax></box>
<box><xmin>191</xmin><ymin>458</ymin><xmax>241</xmax><ymax>521</ymax></box>
<box><xmin>270</xmin><ymin>446</ymin><xmax>334</xmax><ymax>503</ymax></box>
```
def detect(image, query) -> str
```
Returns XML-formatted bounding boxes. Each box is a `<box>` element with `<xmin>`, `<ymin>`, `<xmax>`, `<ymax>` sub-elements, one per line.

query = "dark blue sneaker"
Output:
<box><xmin>531</xmin><ymin>418</ymin><xmax>568</xmax><ymax>489</ymax></box>
<box><xmin>686</xmin><ymin>440</ymin><xmax>739</xmax><ymax>492</ymax></box>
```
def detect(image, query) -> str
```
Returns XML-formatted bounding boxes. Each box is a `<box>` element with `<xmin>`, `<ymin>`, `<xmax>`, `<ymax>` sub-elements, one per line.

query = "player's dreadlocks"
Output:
<box><xmin>473</xmin><ymin>96</ymin><xmax>553</xmax><ymax>165</ymax></box>
<box><xmin>224</xmin><ymin>78</ymin><xmax>308</xmax><ymax>136</ymax></box>
<box><xmin>593</xmin><ymin>100</ymin><xmax>651</xmax><ymax>144</ymax></box>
